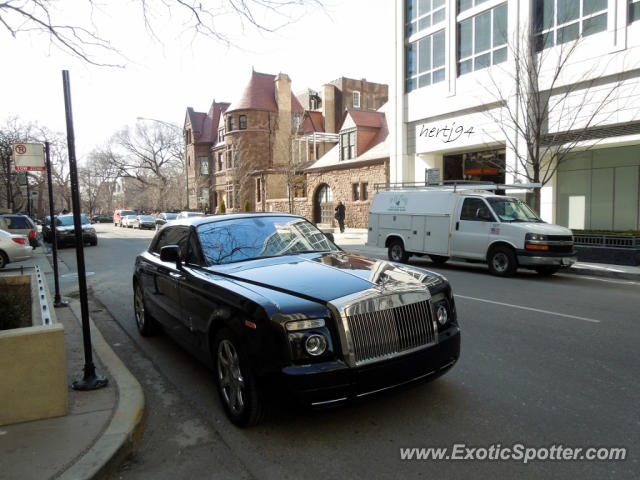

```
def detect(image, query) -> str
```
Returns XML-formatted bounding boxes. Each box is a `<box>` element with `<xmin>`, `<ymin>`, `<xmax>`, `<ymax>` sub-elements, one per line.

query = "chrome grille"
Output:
<box><xmin>345</xmin><ymin>300</ymin><xmax>435</xmax><ymax>366</ymax></box>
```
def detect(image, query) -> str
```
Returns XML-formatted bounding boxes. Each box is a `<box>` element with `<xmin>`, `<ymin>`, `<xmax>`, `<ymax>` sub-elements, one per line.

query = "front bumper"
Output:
<box><xmin>56</xmin><ymin>231</ymin><xmax>98</xmax><ymax>246</ymax></box>
<box><xmin>267</xmin><ymin>327</ymin><xmax>460</xmax><ymax>407</ymax></box>
<box><xmin>516</xmin><ymin>250</ymin><xmax>577</xmax><ymax>267</ymax></box>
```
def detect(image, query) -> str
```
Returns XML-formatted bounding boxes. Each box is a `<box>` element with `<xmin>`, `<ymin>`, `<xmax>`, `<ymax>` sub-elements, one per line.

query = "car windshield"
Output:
<box><xmin>126</xmin><ymin>215</ymin><xmax>137</xmax><ymax>219</ymax></box>
<box><xmin>139</xmin><ymin>216</ymin><xmax>154</xmax><ymax>221</ymax></box>
<box><xmin>165</xmin><ymin>213</ymin><xmax>177</xmax><ymax>220</ymax></box>
<box><xmin>487</xmin><ymin>197</ymin><xmax>542</xmax><ymax>223</ymax></box>
<box><xmin>120</xmin><ymin>210</ymin><xmax>136</xmax><ymax>216</ymax></box>
<box><xmin>197</xmin><ymin>216</ymin><xmax>339</xmax><ymax>265</ymax></box>
<box><xmin>56</xmin><ymin>215</ymin><xmax>90</xmax><ymax>226</ymax></box>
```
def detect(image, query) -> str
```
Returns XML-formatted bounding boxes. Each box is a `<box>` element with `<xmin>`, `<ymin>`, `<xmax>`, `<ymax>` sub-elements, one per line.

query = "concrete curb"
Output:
<box><xmin>58</xmin><ymin>300</ymin><xmax>145</xmax><ymax>480</ymax></box>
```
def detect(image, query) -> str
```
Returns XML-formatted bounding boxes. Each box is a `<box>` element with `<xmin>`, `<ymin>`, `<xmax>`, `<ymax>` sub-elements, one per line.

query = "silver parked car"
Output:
<box><xmin>0</xmin><ymin>229</ymin><xmax>33</xmax><ymax>268</ymax></box>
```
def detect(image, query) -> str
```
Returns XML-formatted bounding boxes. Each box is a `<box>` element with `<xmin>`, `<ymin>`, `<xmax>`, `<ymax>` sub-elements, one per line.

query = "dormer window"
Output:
<box><xmin>228</xmin><ymin>116</ymin><xmax>235</xmax><ymax>131</ymax></box>
<box><xmin>218</xmin><ymin>127</ymin><xmax>225</xmax><ymax>142</ymax></box>
<box><xmin>353</xmin><ymin>91</ymin><xmax>361</xmax><ymax>109</ymax></box>
<box><xmin>340</xmin><ymin>130</ymin><xmax>356</xmax><ymax>160</ymax></box>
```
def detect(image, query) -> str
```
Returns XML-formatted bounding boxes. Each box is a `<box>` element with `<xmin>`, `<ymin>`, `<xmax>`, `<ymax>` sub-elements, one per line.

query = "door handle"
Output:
<box><xmin>456</xmin><ymin>221</ymin><xmax>460</xmax><ymax>231</ymax></box>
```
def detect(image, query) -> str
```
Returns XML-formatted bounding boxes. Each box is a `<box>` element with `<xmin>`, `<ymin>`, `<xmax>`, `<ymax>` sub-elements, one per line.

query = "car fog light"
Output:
<box><xmin>436</xmin><ymin>304</ymin><xmax>448</xmax><ymax>325</ymax></box>
<box><xmin>305</xmin><ymin>333</ymin><xmax>327</xmax><ymax>356</ymax></box>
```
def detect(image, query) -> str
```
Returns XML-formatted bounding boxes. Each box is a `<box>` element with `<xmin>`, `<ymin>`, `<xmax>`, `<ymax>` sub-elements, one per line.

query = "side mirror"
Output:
<box><xmin>160</xmin><ymin>245</ymin><xmax>181</xmax><ymax>265</ymax></box>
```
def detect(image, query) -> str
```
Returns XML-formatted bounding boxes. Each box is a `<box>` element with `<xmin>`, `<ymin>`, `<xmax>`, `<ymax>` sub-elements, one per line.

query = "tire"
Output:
<box><xmin>429</xmin><ymin>255</ymin><xmax>449</xmax><ymax>264</ymax></box>
<box><xmin>388</xmin><ymin>240</ymin><xmax>409</xmax><ymax>263</ymax></box>
<box><xmin>214</xmin><ymin>328</ymin><xmax>264</xmax><ymax>427</ymax></box>
<box><xmin>487</xmin><ymin>246</ymin><xmax>517</xmax><ymax>276</ymax></box>
<box><xmin>0</xmin><ymin>251</ymin><xmax>7</xmax><ymax>269</ymax></box>
<box><xmin>535</xmin><ymin>266</ymin><xmax>560</xmax><ymax>276</ymax></box>
<box><xmin>91</xmin><ymin>238</ymin><xmax>98</xmax><ymax>246</ymax></box>
<box><xmin>134</xmin><ymin>283</ymin><xmax>158</xmax><ymax>336</ymax></box>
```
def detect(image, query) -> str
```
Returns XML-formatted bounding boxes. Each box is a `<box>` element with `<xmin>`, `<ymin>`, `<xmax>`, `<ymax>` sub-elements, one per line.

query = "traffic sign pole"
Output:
<box><xmin>45</xmin><ymin>141</ymin><xmax>67</xmax><ymax>308</ymax></box>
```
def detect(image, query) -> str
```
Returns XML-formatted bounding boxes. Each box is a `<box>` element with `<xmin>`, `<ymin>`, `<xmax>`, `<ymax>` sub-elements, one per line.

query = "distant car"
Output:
<box><xmin>175</xmin><ymin>211</ymin><xmax>203</xmax><ymax>220</ymax></box>
<box><xmin>133</xmin><ymin>213</ymin><xmax>460</xmax><ymax>427</ymax></box>
<box><xmin>46</xmin><ymin>214</ymin><xmax>98</xmax><ymax>247</ymax></box>
<box><xmin>155</xmin><ymin>212</ymin><xmax>178</xmax><ymax>229</ymax></box>
<box><xmin>91</xmin><ymin>214</ymin><xmax>112</xmax><ymax>223</ymax></box>
<box><xmin>122</xmin><ymin>215</ymin><xmax>139</xmax><ymax>228</ymax></box>
<box><xmin>0</xmin><ymin>229</ymin><xmax>33</xmax><ymax>268</ymax></box>
<box><xmin>113</xmin><ymin>209</ymin><xmax>136</xmax><ymax>227</ymax></box>
<box><xmin>137</xmin><ymin>215</ymin><xmax>156</xmax><ymax>230</ymax></box>
<box><xmin>0</xmin><ymin>214</ymin><xmax>39</xmax><ymax>249</ymax></box>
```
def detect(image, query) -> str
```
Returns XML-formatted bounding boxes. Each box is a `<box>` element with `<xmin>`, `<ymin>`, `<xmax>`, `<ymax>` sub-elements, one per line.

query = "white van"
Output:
<box><xmin>367</xmin><ymin>185</ymin><xmax>577</xmax><ymax>276</ymax></box>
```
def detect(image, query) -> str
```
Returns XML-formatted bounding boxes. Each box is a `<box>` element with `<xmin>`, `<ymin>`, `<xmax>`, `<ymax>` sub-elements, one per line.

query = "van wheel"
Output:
<box><xmin>388</xmin><ymin>240</ymin><xmax>409</xmax><ymax>263</ymax></box>
<box><xmin>429</xmin><ymin>255</ymin><xmax>449</xmax><ymax>264</ymax></box>
<box><xmin>488</xmin><ymin>246</ymin><xmax>517</xmax><ymax>276</ymax></box>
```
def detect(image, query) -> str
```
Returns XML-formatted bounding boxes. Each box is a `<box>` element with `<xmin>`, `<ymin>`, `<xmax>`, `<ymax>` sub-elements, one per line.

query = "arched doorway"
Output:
<box><xmin>314</xmin><ymin>184</ymin><xmax>334</xmax><ymax>225</ymax></box>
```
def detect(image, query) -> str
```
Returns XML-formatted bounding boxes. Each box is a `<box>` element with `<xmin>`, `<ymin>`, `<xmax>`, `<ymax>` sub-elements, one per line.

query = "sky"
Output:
<box><xmin>1</xmin><ymin>0</ymin><xmax>395</xmax><ymax>162</ymax></box>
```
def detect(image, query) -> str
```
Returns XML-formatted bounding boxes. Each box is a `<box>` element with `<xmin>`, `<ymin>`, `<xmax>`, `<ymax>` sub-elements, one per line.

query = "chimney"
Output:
<box><xmin>274</xmin><ymin>73</ymin><xmax>292</xmax><ymax>166</ymax></box>
<box><xmin>322</xmin><ymin>84</ymin><xmax>336</xmax><ymax>134</ymax></box>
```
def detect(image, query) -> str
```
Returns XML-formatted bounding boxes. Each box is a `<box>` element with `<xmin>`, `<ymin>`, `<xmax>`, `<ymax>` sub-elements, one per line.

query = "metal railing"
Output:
<box><xmin>374</xmin><ymin>181</ymin><xmax>541</xmax><ymax>193</ymax></box>
<box><xmin>573</xmin><ymin>234</ymin><xmax>640</xmax><ymax>248</ymax></box>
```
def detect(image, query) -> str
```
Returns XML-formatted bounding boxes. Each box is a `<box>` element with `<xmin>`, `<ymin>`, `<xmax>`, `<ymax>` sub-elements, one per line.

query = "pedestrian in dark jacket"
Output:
<box><xmin>335</xmin><ymin>201</ymin><xmax>346</xmax><ymax>233</ymax></box>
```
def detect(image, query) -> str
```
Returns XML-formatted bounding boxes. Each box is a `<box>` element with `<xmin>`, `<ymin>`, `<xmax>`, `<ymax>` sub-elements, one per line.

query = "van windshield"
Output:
<box><xmin>487</xmin><ymin>197</ymin><xmax>542</xmax><ymax>223</ymax></box>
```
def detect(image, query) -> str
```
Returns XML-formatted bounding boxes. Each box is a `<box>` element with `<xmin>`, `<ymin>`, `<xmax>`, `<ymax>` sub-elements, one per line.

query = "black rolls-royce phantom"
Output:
<box><xmin>133</xmin><ymin>213</ymin><xmax>460</xmax><ymax>426</ymax></box>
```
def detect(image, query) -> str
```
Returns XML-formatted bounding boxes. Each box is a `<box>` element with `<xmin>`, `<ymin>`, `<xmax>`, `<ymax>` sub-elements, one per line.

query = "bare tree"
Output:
<box><xmin>480</xmin><ymin>21</ymin><xmax>634</xmax><ymax>213</ymax></box>
<box><xmin>105</xmin><ymin>120</ymin><xmax>184</xmax><ymax>211</ymax></box>
<box><xmin>1</xmin><ymin>0</ymin><xmax>324</xmax><ymax>66</ymax></box>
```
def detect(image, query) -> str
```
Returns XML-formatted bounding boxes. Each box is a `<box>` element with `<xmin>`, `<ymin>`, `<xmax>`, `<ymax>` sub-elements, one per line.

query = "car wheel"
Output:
<box><xmin>535</xmin><ymin>266</ymin><xmax>560</xmax><ymax>276</ymax></box>
<box><xmin>429</xmin><ymin>255</ymin><xmax>449</xmax><ymax>264</ymax></box>
<box><xmin>0</xmin><ymin>251</ymin><xmax>7</xmax><ymax>269</ymax></box>
<box><xmin>134</xmin><ymin>283</ymin><xmax>158</xmax><ymax>336</ymax></box>
<box><xmin>214</xmin><ymin>328</ymin><xmax>264</xmax><ymax>427</ymax></box>
<box><xmin>488</xmin><ymin>246</ymin><xmax>517</xmax><ymax>276</ymax></box>
<box><xmin>388</xmin><ymin>240</ymin><xmax>409</xmax><ymax>263</ymax></box>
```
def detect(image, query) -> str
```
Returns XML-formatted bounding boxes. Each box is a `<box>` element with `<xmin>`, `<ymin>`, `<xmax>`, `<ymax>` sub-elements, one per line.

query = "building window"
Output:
<box><xmin>293</xmin><ymin>113</ymin><xmax>302</xmax><ymax>131</ymax></box>
<box><xmin>217</xmin><ymin>128</ymin><xmax>225</xmax><ymax>142</ymax></box>
<box><xmin>256</xmin><ymin>178</ymin><xmax>261</xmax><ymax>202</ymax></box>
<box><xmin>234</xmin><ymin>149</ymin><xmax>240</xmax><ymax>168</ymax></box>
<box><xmin>457</xmin><ymin>3</ymin><xmax>507</xmax><ymax>76</ymax></box>
<box><xmin>199</xmin><ymin>156</ymin><xmax>209</xmax><ymax>175</ymax></box>
<box><xmin>218</xmin><ymin>152</ymin><xmax>224</xmax><ymax>171</ymax></box>
<box><xmin>227</xmin><ymin>150</ymin><xmax>233</xmax><ymax>169</ymax></box>
<box><xmin>353</xmin><ymin>91</ymin><xmax>361</xmax><ymax>109</ymax></box>
<box><xmin>186</xmin><ymin>130</ymin><xmax>192</xmax><ymax>144</ymax></box>
<box><xmin>362</xmin><ymin>182</ymin><xmax>369</xmax><ymax>201</ymax></box>
<box><xmin>458</xmin><ymin>0</ymin><xmax>490</xmax><ymax>14</ymax></box>
<box><xmin>200</xmin><ymin>188</ymin><xmax>209</xmax><ymax>205</ymax></box>
<box><xmin>406</xmin><ymin>0</ymin><xmax>446</xmax><ymax>36</ymax></box>
<box><xmin>632</xmin><ymin>0</ymin><xmax>640</xmax><ymax>23</ymax></box>
<box><xmin>293</xmin><ymin>182</ymin><xmax>306</xmax><ymax>198</ymax></box>
<box><xmin>407</xmin><ymin>29</ymin><xmax>446</xmax><ymax>91</ymax></box>
<box><xmin>341</xmin><ymin>130</ymin><xmax>356</xmax><ymax>160</ymax></box>
<box><xmin>225</xmin><ymin>182</ymin><xmax>234</xmax><ymax>209</ymax></box>
<box><xmin>239</xmin><ymin>115</ymin><xmax>247</xmax><ymax>130</ymax></box>
<box><xmin>534</xmin><ymin>0</ymin><xmax>608</xmax><ymax>51</ymax></box>
<box><xmin>228</xmin><ymin>116</ymin><xmax>235</xmax><ymax>131</ymax></box>
<box><xmin>353</xmin><ymin>183</ymin><xmax>360</xmax><ymax>201</ymax></box>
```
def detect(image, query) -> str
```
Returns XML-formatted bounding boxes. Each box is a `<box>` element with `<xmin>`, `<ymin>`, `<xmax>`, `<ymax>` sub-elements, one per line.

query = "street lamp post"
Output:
<box><xmin>135</xmin><ymin>116</ymin><xmax>188</xmax><ymax>209</ymax></box>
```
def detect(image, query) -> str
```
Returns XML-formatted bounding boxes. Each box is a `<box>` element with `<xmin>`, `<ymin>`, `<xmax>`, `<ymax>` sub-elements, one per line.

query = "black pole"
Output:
<box><xmin>45</xmin><ymin>142</ymin><xmax>67</xmax><ymax>308</ymax></box>
<box><xmin>62</xmin><ymin>70</ymin><xmax>107</xmax><ymax>391</ymax></box>
<box><xmin>26</xmin><ymin>172</ymin><xmax>31</xmax><ymax>217</ymax></box>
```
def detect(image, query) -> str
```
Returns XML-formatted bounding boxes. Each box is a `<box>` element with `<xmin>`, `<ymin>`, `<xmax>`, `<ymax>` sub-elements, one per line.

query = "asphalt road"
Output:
<box><xmin>54</xmin><ymin>223</ymin><xmax>640</xmax><ymax>479</ymax></box>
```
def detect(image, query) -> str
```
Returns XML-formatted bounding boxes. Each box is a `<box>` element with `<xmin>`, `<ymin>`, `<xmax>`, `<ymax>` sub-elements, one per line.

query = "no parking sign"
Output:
<box><xmin>12</xmin><ymin>143</ymin><xmax>46</xmax><ymax>171</ymax></box>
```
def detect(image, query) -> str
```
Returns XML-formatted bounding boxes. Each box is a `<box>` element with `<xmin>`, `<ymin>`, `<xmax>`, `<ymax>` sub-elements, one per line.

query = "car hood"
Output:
<box><xmin>56</xmin><ymin>224</ymin><xmax>93</xmax><ymax>232</ymax></box>
<box><xmin>507</xmin><ymin>222</ymin><xmax>573</xmax><ymax>236</ymax></box>
<box><xmin>205</xmin><ymin>251</ymin><xmax>444</xmax><ymax>303</ymax></box>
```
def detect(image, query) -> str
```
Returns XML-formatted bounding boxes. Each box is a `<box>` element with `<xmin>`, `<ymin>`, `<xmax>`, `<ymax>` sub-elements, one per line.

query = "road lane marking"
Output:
<box><xmin>455</xmin><ymin>295</ymin><xmax>601</xmax><ymax>323</ymax></box>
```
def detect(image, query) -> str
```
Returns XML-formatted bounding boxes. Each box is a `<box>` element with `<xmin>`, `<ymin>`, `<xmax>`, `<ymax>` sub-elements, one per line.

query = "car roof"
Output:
<box><xmin>169</xmin><ymin>212</ymin><xmax>302</xmax><ymax>228</ymax></box>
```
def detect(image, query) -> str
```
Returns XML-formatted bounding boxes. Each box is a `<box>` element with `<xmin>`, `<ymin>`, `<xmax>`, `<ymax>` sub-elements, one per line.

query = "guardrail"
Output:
<box><xmin>573</xmin><ymin>234</ymin><xmax>640</xmax><ymax>248</ymax></box>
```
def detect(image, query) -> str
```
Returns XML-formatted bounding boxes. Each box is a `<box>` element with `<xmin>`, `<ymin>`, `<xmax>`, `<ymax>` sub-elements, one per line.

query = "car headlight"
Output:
<box><xmin>436</xmin><ymin>304</ymin><xmax>448</xmax><ymax>326</ymax></box>
<box><xmin>285</xmin><ymin>318</ymin><xmax>333</xmax><ymax>362</ymax></box>
<box><xmin>305</xmin><ymin>333</ymin><xmax>328</xmax><ymax>356</ymax></box>
<box><xmin>525</xmin><ymin>233</ymin><xmax>548</xmax><ymax>242</ymax></box>
<box><xmin>87</xmin><ymin>228</ymin><xmax>96</xmax><ymax>233</ymax></box>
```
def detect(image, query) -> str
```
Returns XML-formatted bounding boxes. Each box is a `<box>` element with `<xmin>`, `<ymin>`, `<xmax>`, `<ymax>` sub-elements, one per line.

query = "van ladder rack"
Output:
<box><xmin>373</xmin><ymin>181</ymin><xmax>541</xmax><ymax>193</ymax></box>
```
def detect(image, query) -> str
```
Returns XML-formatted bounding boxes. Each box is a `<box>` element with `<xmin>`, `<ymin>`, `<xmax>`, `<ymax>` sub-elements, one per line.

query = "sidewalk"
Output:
<box><xmin>0</xmin><ymin>233</ymin><xmax>637</xmax><ymax>480</ymax></box>
<box><xmin>0</xmin><ymin>247</ymin><xmax>144</xmax><ymax>480</ymax></box>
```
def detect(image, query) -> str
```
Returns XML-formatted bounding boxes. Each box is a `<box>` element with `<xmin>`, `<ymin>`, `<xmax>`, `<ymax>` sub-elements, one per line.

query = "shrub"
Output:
<box><xmin>243</xmin><ymin>200</ymin><xmax>251</xmax><ymax>212</ymax></box>
<box><xmin>0</xmin><ymin>292</ymin><xmax>30</xmax><ymax>330</ymax></box>
<box><xmin>219</xmin><ymin>200</ymin><xmax>226</xmax><ymax>214</ymax></box>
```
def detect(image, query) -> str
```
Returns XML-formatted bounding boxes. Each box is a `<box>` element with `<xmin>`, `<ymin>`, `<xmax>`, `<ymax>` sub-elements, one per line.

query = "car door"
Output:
<box><xmin>142</xmin><ymin>226</ymin><xmax>190</xmax><ymax>334</ymax></box>
<box><xmin>451</xmin><ymin>197</ymin><xmax>495</xmax><ymax>259</ymax></box>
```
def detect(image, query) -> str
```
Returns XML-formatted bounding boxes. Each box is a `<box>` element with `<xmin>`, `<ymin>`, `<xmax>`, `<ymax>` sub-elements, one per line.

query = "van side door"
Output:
<box><xmin>451</xmin><ymin>197</ymin><xmax>495</xmax><ymax>259</ymax></box>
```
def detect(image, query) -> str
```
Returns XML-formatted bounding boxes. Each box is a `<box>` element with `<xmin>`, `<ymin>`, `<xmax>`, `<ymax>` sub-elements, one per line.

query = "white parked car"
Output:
<box><xmin>121</xmin><ymin>215</ymin><xmax>139</xmax><ymax>228</ymax></box>
<box><xmin>0</xmin><ymin>229</ymin><xmax>33</xmax><ymax>268</ymax></box>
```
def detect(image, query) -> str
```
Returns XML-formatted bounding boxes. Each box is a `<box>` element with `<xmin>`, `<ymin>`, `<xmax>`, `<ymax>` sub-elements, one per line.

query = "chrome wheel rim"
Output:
<box><xmin>134</xmin><ymin>287</ymin><xmax>145</xmax><ymax>330</ymax></box>
<box><xmin>217</xmin><ymin>339</ymin><xmax>245</xmax><ymax>415</ymax></box>
<box><xmin>492</xmin><ymin>252</ymin><xmax>508</xmax><ymax>273</ymax></box>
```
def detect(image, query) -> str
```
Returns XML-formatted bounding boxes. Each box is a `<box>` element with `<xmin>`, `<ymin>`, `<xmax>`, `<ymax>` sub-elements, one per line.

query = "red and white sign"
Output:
<box><xmin>12</xmin><ymin>143</ymin><xmax>46</xmax><ymax>171</ymax></box>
